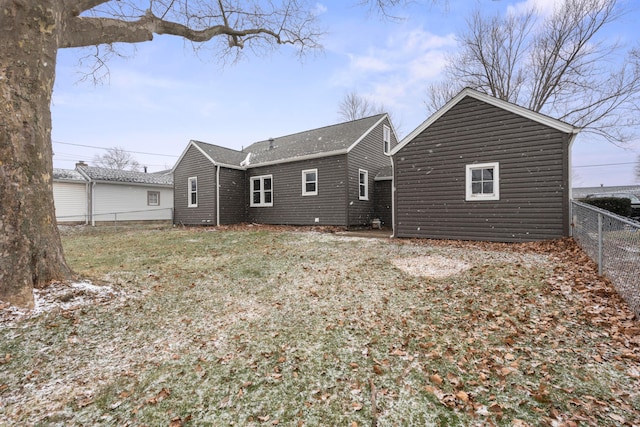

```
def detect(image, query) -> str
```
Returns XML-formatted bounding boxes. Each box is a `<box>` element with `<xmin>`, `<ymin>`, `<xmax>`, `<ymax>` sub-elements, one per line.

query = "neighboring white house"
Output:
<box><xmin>53</xmin><ymin>162</ymin><xmax>174</xmax><ymax>225</ymax></box>
<box><xmin>53</xmin><ymin>168</ymin><xmax>89</xmax><ymax>223</ymax></box>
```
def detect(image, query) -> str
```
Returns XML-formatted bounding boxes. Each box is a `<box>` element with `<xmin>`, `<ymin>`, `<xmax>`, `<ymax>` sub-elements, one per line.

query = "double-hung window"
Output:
<box><xmin>251</xmin><ymin>175</ymin><xmax>273</xmax><ymax>207</ymax></box>
<box><xmin>302</xmin><ymin>169</ymin><xmax>318</xmax><ymax>196</ymax></box>
<box><xmin>188</xmin><ymin>177</ymin><xmax>198</xmax><ymax>207</ymax></box>
<box><xmin>359</xmin><ymin>169</ymin><xmax>369</xmax><ymax>200</ymax></box>
<box><xmin>465</xmin><ymin>162</ymin><xmax>499</xmax><ymax>201</ymax></box>
<box><xmin>383</xmin><ymin>124</ymin><xmax>391</xmax><ymax>154</ymax></box>
<box><xmin>147</xmin><ymin>191</ymin><xmax>160</xmax><ymax>206</ymax></box>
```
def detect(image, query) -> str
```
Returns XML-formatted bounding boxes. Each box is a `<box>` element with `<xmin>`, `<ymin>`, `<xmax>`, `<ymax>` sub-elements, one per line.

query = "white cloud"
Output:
<box><xmin>314</xmin><ymin>2</ymin><xmax>328</xmax><ymax>15</ymax></box>
<box><xmin>507</xmin><ymin>0</ymin><xmax>559</xmax><ymax>17</ymax></box>
<box><xmin>330</xmin><ymin>26</ymin><xmax>456</xmax><ymax>127</ymax></box>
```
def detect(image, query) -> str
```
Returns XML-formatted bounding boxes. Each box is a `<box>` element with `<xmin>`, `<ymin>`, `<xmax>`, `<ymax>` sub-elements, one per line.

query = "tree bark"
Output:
<box><xmin>0</xmin><ymin>0</ymin><xmax>72</xmax><ymax>308</ymax></box>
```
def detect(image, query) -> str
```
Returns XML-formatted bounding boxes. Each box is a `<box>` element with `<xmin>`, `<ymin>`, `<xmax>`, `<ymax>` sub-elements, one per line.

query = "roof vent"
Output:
<box><xmin>268</xmin><ymin>138</ymin><xmax>274</xmax><ymax>150</ymax></box>
<box><xmin>76</xmin><ymin>161</ymin><xmax>88</xmax><ymax>168</ymax></box>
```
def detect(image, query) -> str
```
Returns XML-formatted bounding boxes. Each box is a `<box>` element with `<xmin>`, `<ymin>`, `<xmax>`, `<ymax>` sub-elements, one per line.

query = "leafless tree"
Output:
<box><xmin>0</xmin><ymin>0</ymin><xmax>324</xmax><ymax>308</ymax></box>
<box><xmin>635</xmin><ymin>155</ymin><xmax>640</xmax><ymax>183</ymax></box>
<box><xmin>427</xmin><ymin>0</ymin><xmax>640</xmax><ymax>145</ymax></box>
<box><xmin>338</xmin><ymin>91</ymin><xmax>385</xmax><ymax>121</ymax></box>
<box><xmin>338</xmin><ymin>91</ymin><xmax>405</xmax><ymax>136</ymax></box>
<box><xmin>93</xmin><ymin>147</ymin><xmax>142</xmax><ymax>171</ymax></box>
<box><xmin>0</xmin><ymin>0</ymin><xmax>432</xmax><ymax>307</ymax></box>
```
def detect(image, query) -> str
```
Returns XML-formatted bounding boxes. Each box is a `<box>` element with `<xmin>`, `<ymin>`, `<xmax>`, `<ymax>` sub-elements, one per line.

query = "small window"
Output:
<box><xmin>188</xmin><ymin>177</ymin><xmax>198</xmax><ymax>207</ymax></box>
<box><xmin>465</xmin><ymin>162</ymin><xmax>499</xmax><ymax>201</ymax></box>
<box><xmin>302</xmin><ymin>169</ymin><xmax>318</xmax><ymax>196</ymax></box>
<box><xmin>251</xmin><ymin>175</ymin><xmax>273</xmax><ymax>207</ymax></box>
<box><xmin>147</xmin><ymin>191</ymin><xmax>160</xmax><ymax>206</ymax></box>
<box><xmin>359</xmin><ymin>169</ymin><xmax>369</xmax><ymax>201</ymax></box>
<box><xmin>383</xmin><ymin>125</ymin><xmax>391</xmax><ymax>154</ymax></box>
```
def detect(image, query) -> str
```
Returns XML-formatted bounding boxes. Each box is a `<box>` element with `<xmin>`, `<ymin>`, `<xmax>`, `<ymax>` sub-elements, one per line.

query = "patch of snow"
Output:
<box><xmin>1</xmin><ymin>281</ymin><xmax>125</xmax><ymax>326</ymax></box>
<box><xmin>392</xmin><ymin>255</ymin><xmax>471</xmax><ymax>278</ymax></box>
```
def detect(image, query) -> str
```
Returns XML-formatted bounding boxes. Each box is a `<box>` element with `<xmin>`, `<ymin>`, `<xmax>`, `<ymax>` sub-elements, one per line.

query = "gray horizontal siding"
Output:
<box><xmin>347</xmin><ymin>117</ymin><xmax>395</xmax><ymax>227</ymax></box>
<box><xmin>219</xmin><ymin>168</ymin><xmax>246</xmax><ymax>224</ymax></box>
<box><xmin>173</xmin><ymin>145</ymin><xmax>217</xmax><ymax>225</ymax></box>
<box><xmin>394</xmin><ymin>96</ymin><xmax>570</xmax><ymax>242</ymax></box>
<box><xmin>247</xmin><ymin>155</ymin><xmax>348</xmax><ymax>226</ymax></box>
<box><xmin>374</xmin><ymin>180</ymin><xmax>392</xmax><ymax>228</ymax></box>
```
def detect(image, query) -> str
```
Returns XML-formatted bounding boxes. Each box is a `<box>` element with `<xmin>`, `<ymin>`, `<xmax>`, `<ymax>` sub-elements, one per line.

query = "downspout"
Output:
<box><xmin>345</xmin><ymin>155</ymin><xmax>350</xmax><ymax>228</ymax></box>
<box><xmin>216</xmin><ymin>165</ymin><xmax>221</xmax><ymax>226</ymax></box>
<box><xmin>90</xmin><ymin>182</ymin><xmax>96</xmax><ymax>226</ymax></box>
<box><xmin>391</xmin><ymin>158</ymin><xmax>396</xmax><ymax>238</ymax></box>
<box><xmin>84</xmin><ymin>180</ymin><xmax>90</xmax><ymax>225</ymax></box>
<box><xmin>567</xmin><ymin>132</ymin><xmax>579</xmax><ymax>237</ymax></box>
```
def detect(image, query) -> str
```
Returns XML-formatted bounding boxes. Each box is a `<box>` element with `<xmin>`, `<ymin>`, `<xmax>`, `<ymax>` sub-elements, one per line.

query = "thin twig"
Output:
<box><xmin>369</xmin><ymin>378</ymin><xmax>378</xmax><ymax>427</ymax></box>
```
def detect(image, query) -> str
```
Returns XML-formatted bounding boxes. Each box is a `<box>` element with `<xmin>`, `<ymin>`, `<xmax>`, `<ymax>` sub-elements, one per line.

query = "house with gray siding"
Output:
<box><xmin>173</xmin><ymin>114</ymin><xmax>398</xmax><ymax>227</ymax></box>
<box><xmin>390</xmin><ymin>88</ymin><xmax>580</xmax><ymax>242</ymax></box>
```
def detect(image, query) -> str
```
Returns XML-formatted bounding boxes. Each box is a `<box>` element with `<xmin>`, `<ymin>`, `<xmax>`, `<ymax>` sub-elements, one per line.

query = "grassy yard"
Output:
<box><xmin>1</xmin><ymin>225</ymin><xmax>639</xmax><ymax>426</ymax></box>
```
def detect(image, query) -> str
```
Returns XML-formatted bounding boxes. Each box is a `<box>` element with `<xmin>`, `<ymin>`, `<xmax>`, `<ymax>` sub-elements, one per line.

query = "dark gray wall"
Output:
<box><xmin>219</xmin><ymin>167</ymin><xmax>246</xmax><ymax>224</ymax></box>
<box><xmin>394</xmin><ymin>96</ymin><xmax>571</xmax><ymax>242</ymax></box>
<box><xmin>374</xmin><ymin>179</ymin><xmax>392</xmax><ymax>228</ymax></box>
<box><xmin>347</xmin><ymin>117</ymin><xmax>396</xmax><ymax>227</ymax></box>
<box><xmin>173</xmin><ymin>145</ymin><xmax>217</xmax><ymax>225</ymax></box>
<box><xmin>247</xmin><ymin>155</ymin><xmax>348</xmax><ymax>226</ymax></box>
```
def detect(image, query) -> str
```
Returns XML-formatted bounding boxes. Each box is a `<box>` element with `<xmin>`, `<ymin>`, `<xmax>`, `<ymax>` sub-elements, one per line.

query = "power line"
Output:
<box><xmin>52</xmin><ymin>140</ymin><xmax>179</xmax><ymax>158</ymax></box>
<box><xmin>573</xmin><ymin>161</ymin><xmax>637</xmax><ymax>169</ymax></box>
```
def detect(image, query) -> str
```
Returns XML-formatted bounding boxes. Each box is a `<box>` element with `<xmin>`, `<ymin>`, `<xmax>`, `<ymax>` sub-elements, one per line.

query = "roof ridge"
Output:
<box><xmin>245</xmin><ymin>113</ymin><xmax>387</xmax><ymax>149</ymax></box>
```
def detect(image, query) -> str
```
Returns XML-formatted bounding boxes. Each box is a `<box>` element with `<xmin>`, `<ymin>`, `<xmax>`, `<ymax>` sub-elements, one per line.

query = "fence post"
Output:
<box><xmin>597</xmin><ymin>213</ymin><xmax>603</xmax><ymax>275</ymax></box>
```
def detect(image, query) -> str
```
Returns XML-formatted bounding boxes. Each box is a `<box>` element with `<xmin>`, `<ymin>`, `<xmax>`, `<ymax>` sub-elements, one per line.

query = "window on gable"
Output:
<box><xmin>147</xmin><ymin>191</ymin><xmax>160</xmax><ymax>206</ymax></box>
<box><xmin>188</xmin><ymin>177</ymin><xmax>198</xmax><ymax>207</ymax></box>
<box><xmin>465</xmin><ymin>162</ymin><xmax>500</xmax><ymax>201</ymax></box>
<box><xmin>383</xmin><ymin>124</ymin><xmax>391</xmax><ymax>154</ymax></box>
<box><xmin>251</xmin><ymin>175</ymin><xmax>273</xmax><ymax>207</ymax></box>
<box><xmin>359</xmin><ymin>169</ymin><xmax>369</xmax><ymax>201</ymax></box>
<box><xmin>302</xmin><ymin>169</ymin><xmax>318</xmax><ymax>196</ymax></box>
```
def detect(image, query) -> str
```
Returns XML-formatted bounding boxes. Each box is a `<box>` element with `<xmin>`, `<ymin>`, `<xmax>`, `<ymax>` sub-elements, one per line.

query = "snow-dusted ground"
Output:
<box><xmin>0</xmin><ymin>281</ymin><xmax>125</xmax><ymax>325</ymax></box>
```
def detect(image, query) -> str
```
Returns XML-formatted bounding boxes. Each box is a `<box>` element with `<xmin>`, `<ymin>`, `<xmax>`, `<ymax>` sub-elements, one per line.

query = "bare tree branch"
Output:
<box><xmin>93</xmin><ymin>147</ymin><xmax>141</xmax><ymax>171</ymax></box>
<box><xmin>428</xmin><ymin>0</ymin><xmax>640</xmax><ymax>145</ymax></box>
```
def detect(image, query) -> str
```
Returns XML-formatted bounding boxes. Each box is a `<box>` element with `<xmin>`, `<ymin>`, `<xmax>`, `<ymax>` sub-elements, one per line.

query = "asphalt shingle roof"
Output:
<box><xmin>53</xmin><ymin>168</ymin><xmax>86</xmax><ymax>181</ymax></box>
<box><xmin>191</xmin><ymin>141</ymin><xmax>249</xmax><ymax>167</ymax></box>
<box><xmin>77</xmin><ymin>166</ymin><xmax>173</xmax><ymax>186</ymax></box>
<box><xmin>190</xmin><ymin>114</ymin><xmax>387</xmax><ymax>168</ymax></box>
<box><xmin>244</xmin><ymin>114</ymin><xmax>386</xmax><ymax>166</ymax></box>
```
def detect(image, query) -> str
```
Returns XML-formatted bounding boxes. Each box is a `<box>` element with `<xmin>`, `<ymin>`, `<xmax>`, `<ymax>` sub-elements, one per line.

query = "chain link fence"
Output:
<box><xmin>56</xmin><ymin>208</ymin><xmax>173</xmax><ymax>227</ymax></box>
<box><xmin>571</xmin><ymin>200</ymin><xmax>640</xmax><ymax>317</ymax></box>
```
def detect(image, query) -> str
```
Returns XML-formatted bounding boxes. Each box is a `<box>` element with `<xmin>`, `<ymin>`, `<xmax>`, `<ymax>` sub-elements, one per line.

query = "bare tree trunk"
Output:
<box><xmin>0</xmin><ymin>0</ymin><xmax>72</xmax><ymax>308</ymax></box>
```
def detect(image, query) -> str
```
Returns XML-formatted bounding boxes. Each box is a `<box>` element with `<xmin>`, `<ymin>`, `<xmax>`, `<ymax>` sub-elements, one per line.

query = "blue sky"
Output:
<box><xmin>51</xmin><ymin>0</ymin><xmax>640</xmax><ymax>186</ymax></box>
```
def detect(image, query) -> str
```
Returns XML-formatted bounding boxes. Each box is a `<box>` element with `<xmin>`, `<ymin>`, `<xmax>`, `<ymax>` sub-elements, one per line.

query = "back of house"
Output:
<box><xmin>391</xmin><ymin>88</ymin><xmax>580</xmax><ymax>242</ymax></box>
<box><xmin>173</xmin><ymin>114</ymin><xmax>398</xmax><ymax>228</ymax></box>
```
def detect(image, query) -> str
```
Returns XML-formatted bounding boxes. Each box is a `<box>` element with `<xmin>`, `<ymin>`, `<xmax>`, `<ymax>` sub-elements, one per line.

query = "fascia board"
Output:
<box><xmin>171</xmin><ymin>140</ymin><xmax>210</xmax><ymax>174</ymax></box>
<box><xmin>467</xmin><ymin>89</ymin><xmax>580</xmax><ymax>134</ymax></box>
<box><xmin>390</xmin><ymin>88</ymin><xmax>580</xmax><ymax>156</ymax></box>
<box><xmin>346</xmin><ymin>114</ymin><xmax>388</xmax><ymax>153</ymax></box>
<box><xmin>89</xmin><ymin>180</ymin><xmax>173</xmax><ymax>188</ymax></box>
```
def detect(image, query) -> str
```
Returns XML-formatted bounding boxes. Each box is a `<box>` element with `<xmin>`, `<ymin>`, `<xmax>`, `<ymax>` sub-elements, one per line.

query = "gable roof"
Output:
<box><xmin>53</xmin><ymin>168</ymin><xmax>86</xmax><ymax>182</ymax></box>
<box><xmin>241</xmin><ymin>114</ymin><xmax>388</xmax><ymax>167</ymax></box>
<box><xmin>175</xmin><ymin>114</ymin><xmax>390</xmax><ymax>170</ymax></box>
<box><xmin>390</xmin><ymin>87</ymin><xmax>580</xmax><ymax>156</ymax></box>
<box><xmin>77</xmin><ymin>166</ymin><xmax>173</xmax><ymax>186</ymax></box>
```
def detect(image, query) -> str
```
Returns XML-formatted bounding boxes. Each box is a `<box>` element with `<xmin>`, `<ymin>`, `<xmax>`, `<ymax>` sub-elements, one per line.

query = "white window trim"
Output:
<box><xmin>465</xmin><ymin>162</ymin><xmax>500</xmax><ymax>201</ymax></box>
<box><xmin>302</xmin><ymin>169</ymin><xmax>318</xmax><ymax>196</ymax></box>
<box><xmin>188</xmin><ymin>177</ymin><xmax>198</xmax><ymax>207</ymax></box>
<box><xmin>359</xmin><ymin>169</ymin><xmax>369</xmax><ymax>201</ymax></box>
<box><xmin>147</xmin><ymin>191</ymin><xmax>160</xmax><ymax>206</ymax></box>
<box><xmin>250</xmin><ymin>175</ymin><xmax>274</xmax><ymax>207</ymax></box>
<box><xmin>383</xmin><ymin>124</ymin><xmax>391</xmax><ymax>154</ymax></box>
